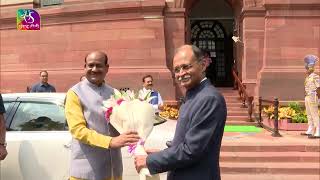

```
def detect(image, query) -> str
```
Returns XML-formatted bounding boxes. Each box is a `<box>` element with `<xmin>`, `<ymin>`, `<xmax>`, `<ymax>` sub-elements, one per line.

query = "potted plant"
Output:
<box><xmin>262</xmin><ymin>102</ymin><xmax>310</xmax><ymax>131</ymax></box>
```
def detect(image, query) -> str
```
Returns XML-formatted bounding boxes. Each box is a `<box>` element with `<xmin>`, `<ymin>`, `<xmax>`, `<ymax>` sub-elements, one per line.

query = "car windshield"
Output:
<box><xmin>10</xmin><ymin>101</ymin><xmax>66</xmax><ymax>131</ymax></box>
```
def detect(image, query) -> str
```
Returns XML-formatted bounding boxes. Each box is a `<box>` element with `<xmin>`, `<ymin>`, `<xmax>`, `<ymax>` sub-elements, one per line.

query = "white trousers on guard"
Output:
<box><xmin>305</xmin><ymin>95</ymin><xmax>320</xmax><ymax>136</ymax></box>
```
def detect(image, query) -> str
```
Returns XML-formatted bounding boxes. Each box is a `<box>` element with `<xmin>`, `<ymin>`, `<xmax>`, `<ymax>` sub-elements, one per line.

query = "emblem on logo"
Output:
<box><xmin>17</xmin><ymin>9</ymin><xmax>41</xmax><ymax>30</ymax></box>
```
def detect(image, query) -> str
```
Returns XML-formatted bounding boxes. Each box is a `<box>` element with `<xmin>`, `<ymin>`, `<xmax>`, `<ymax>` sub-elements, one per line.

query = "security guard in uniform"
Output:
<box><xmin>301</xmin><ymin>55</ymin><xmax>320</xmax><ymax>139</ymax></box>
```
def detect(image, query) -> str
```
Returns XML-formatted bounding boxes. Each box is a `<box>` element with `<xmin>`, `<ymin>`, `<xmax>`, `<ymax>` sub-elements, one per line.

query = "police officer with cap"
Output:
<box><xmin>301</xmin><ymin>54</ymin><xmax>320</xmax><ymax>139</ymax></box>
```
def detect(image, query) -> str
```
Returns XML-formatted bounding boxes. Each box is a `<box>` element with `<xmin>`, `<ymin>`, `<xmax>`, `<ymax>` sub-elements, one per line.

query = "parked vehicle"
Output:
<box><xmin>1</xmin><ymin>93</ymin><xmax>175</xmax><ymax>180</ymax></box>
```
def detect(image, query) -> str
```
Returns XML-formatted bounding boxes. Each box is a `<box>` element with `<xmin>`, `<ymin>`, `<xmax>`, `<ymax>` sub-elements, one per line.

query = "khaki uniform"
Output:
<box><xmin>304</xmin><ymin>72</ymin><xmax>320</xmax><ymax>136</ymax></box>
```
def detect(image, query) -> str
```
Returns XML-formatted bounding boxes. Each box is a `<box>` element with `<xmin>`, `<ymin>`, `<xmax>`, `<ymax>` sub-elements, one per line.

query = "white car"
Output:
<box><xmin>1</xmin><ymin>93</ymin><xmax>175</xmax><ymax>180</ymax></box>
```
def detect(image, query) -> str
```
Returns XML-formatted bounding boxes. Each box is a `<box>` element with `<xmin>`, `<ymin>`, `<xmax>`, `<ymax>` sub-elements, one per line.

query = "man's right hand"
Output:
<box><xmin>158</xmin><ymin>104</ymin><xmax>164</xmax><ymax>111</ymax></box>
<box><xmin>109</xmin><ymin>131</ymin><xmax>140</xmax><ymax>148</ymax></box>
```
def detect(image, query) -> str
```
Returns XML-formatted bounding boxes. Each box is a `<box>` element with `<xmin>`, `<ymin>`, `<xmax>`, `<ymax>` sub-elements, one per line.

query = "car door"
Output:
<box><xmin>1</xmin><ymin>98</ymin><xmax>71</xmax><ymax>180</ymax></box>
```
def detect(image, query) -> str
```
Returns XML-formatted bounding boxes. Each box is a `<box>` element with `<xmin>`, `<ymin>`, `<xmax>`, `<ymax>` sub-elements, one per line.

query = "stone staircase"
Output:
<box><xmin>220</xmin><ymin>143</ymin><xmax>320</xmax><ymax>180</ymax></box>
<box><xmin>217</xmin><ymin>88</ymin><xmax>320</xmax><ymax>179</ymax></box>
<box><xmin>217</xmin><ymin>87</ymin><xmax>254</xmax><ymax>125</ymax></box>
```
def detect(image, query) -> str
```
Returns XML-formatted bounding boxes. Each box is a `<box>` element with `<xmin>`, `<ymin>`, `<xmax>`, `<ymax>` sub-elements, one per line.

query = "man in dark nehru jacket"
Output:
<box><xmin>135</xmin><ymin>45</ymin><xmax>227</xmax><ymax>180</ymax></box>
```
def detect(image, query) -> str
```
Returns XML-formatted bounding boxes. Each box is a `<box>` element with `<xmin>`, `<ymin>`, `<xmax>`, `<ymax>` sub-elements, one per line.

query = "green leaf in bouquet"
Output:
<box><xmin>113</xmin><ymin>88</ymin><xmax>123</xmax><ymax>99</ymax></box>
<box><xmin>143</xmin><ymin>90</ymin><xmax>152</xmax><ymax>101</ymax></box>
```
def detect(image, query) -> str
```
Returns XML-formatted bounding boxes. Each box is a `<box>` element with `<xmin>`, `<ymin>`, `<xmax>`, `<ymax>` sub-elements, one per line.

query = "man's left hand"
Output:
<box><xmin>134</xmin><ymin>155</ymin><xmax>147</xmax><ymax>173</ymax></box>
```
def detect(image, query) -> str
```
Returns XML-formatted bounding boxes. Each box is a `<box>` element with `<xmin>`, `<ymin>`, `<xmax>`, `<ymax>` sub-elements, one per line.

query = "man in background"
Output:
<box><xmin>30</xmin><ymin>70</ymin><xmax>56</xmax><ymax>92</ymax></box>
<box><xmin>138</xmin><ymin>75</ymin><xmax>164</xmax><ymax>112</ymax></box>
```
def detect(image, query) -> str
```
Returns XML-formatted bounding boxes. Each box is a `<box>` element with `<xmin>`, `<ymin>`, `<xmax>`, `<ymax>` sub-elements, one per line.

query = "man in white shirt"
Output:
<box><xmin>302</xmin><ymin>55</ymin><xmax>320</xmax><ymax>139</ymax></box>
<box><xmin>138</xmin><ymin>75</ymin><xmax>164</xmax><ymax>112</ymax></box>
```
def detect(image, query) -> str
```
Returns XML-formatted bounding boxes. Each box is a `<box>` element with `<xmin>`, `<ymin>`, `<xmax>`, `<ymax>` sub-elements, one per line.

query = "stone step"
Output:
<box><xmin>219</xmin><ymin>90</ymin><xmax>238</xmax><ymax>93</ymax></box>
<box><xmin>227</xmin><ymin>107</ymin><xmax>247</xmax><ymax>111</ymax></box>
<box><xmin>220</xmin><ymin>151</ymin><xmax>320</xmax><ymax>162</ymax></box>
<box><xmin>228</xmin><ymin>108</ymin><xmax>248</xmax><ymax>113</ymax></box>
<box><xmin>221</xmin><ymin>145</ymin><xmax>320</xmax><ymax>152</ymax></box>
<box><xmin>222</xmin><ymin>91</ymin><xmax>239</xmax><ymax>95</ymax></box>
<box><xmin>221</xmin><ymin>174</ymin><xmax>320</xmax><ymax>180</ymax></box>
<box><xmin>225</xmin><ymin>98</ymin><xmax>243</xmax><ymax>103</ymax></box>
<box><xmin>221</xmin><ymin>93</ymin><xmax>239</xmax><ymax>97</ymax></box>
<box><xmin>225</xmin><ymin>121</ymin><xmax>256</xmax><ymax>126</ymax></box>
<box><xmin>226</xmin><ymin>102</ymin><xmax>244</xmax><ymax>107</ymax></box>
<box><xmin>220</xmin><ymin>162</ymin><xmax>320</xmax><ymax>175</ymax></box>
<box><xmin>219</xmin><ymin>88</ymin><xmax>251</xmax><ymax>124</ymax></box>
<box><xmin>223</xmin><ymin>95</ymin><xmax>240</xmax><ymax>98</ymax></box>
<box><xmin>227</xmin><ymin>111</ymin><xmax>248</xmax><ymax>116</ymax></box>
<box><xmin>227</xmin><ymin>116</ymin><xmax>249</xmax><ymax>121</ymax></box>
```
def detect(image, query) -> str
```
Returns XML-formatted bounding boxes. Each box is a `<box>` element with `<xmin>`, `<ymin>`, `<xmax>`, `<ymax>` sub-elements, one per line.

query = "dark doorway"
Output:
<box><xmin>190</xmin><ymin>20</ymin><xmax>233</xmax><ymax>87</ymax></box>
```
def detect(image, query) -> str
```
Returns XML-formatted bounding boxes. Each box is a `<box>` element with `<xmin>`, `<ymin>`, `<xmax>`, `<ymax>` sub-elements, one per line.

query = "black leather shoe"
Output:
<box><xmin>308</xmin><ymin>135</ymin><xmax>320</xmax><ymax>139</ymax></box>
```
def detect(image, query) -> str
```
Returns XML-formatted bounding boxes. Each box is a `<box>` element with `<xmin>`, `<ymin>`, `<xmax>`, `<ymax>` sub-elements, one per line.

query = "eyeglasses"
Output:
<box><xmin>173</xmin><ymin>61</ymin><xmax>200</xmax><ymax>74</ymax></box>
<box><xmin>86</xmin><ymin>63</ymin><xmax>106</xmax><ymax>69</ymax></box>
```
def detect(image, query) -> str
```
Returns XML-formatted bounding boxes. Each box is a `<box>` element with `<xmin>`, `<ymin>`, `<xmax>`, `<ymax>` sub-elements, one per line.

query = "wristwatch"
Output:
<box><xmin>0</xmin><ymin>142</ymin><xmax>7</xmax><ymax>147</ymax></box>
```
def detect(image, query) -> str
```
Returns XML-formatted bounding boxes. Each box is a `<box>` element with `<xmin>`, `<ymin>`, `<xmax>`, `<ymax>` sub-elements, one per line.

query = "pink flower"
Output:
<box><xmin>105</xmin><ymin>107</ymin><xmax>113</xmax><ymax>122</ymax></box>
<box><xmin>128</xmin><ymin>139</ymin><xmax>145</xmax><ymax>154</ymax></box>
<box><xmin>104</xmin><ymin>99</ymin><xmax>123</xmax><ymax>122</ymax></box>
<box><xmin>116</xmin><ymin>99</ymin><xmax>124</xmax><ymax>105</ymax></box>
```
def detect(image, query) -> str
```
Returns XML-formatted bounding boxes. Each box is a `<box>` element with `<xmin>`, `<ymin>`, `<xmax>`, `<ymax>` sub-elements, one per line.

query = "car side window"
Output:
<box><xmin>10</xmin><ymin>102</ymin><xmax>66</xmax><ymax>131</ymax></box>
<box><xmin>3</xmin><ymin>102</ymin><xmax>13</xmax><ymax>120</ymax></box>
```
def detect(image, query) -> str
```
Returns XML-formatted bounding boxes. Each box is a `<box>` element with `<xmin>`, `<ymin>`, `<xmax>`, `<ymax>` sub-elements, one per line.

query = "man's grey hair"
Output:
<box><xmin>191</xmin><ymin>45</ymin><xmax>205</xmax><ymax>62</ymax></box>
<box><xmin>175</xmin><ymin>45</ymin><xmax>204</xmax><ymax>62</ymax></box>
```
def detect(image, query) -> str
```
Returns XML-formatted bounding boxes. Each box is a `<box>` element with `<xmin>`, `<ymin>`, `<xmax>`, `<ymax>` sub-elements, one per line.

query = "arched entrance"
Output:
<box><xmin>190</xmin><ymin>20</ymin><xmax>233</xmax><ymax>86</ymax></box>
<box><xmin>187</xmin><ymin>0</ymin><xmax>234</xmax><ymax>87</ymax></box>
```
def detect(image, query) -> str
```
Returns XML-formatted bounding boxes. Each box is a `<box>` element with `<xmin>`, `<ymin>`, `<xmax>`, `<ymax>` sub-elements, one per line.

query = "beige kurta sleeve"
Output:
<box><xmin>65</xmin><ymin>90</ymin><xmax>112</xmax><ymax>149</ymax></box>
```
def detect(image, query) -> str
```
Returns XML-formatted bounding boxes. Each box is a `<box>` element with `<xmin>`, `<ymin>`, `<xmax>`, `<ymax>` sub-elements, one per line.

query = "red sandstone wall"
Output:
<box><xmin>242</xmin><ymin>13</ymin><xmax>265</xmax><ymax>96</ymax></box>
<box><xmin>2</xmin><ymin>0</ymin><xmax>319</xmax><ymax>103</ymax></box>
<box><xmin>164</xmin><ymin>7</ymin><xmax>186</xmax><ymax>98</ymax></box>
<box><xmin>0</xmin><ymin>0</ymin><xmax>177</xmax><ymax>103</ymax></box>
<box><xmin>257</xmin><ymin>0</ymin><xmax>320</xmax><ymax>101</ymax></box>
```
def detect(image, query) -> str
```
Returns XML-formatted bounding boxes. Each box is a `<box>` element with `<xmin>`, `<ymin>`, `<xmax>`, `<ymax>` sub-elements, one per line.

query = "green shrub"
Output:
<box><xmin>291</xmin><ymin>113</ymin><xmax>308</xmax><ymax>123</ymax></box>
<box><xmin>288</xmin><ymin>102</ymin><xmax>307</xmax><ymax>123</ymax></box>
<box><xmin>288</xmin><ymin>102</ymin><xmax>303</xmax><ymax>113</ymax></box>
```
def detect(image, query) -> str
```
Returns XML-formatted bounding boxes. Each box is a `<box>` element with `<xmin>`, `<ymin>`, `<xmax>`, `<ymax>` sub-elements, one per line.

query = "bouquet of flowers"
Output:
<box><xmin>102</xmin><ymin>89</ymin><xmax>160</xmax><ymax>180</ymax></box>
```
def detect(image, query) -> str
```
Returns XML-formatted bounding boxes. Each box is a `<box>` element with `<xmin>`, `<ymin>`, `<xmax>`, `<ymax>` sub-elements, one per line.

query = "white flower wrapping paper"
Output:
<box><xmin>106</xmin><ymin>90</ymin><xmax>160</xmax><ymax>180</ymax></box>
<box><xmin>110</xmin><ymin>99</ymin><xmax>154</xmax><ymax>140</ymax></box>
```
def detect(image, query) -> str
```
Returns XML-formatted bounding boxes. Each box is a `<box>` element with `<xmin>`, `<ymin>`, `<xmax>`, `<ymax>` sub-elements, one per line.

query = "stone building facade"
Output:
<box><xmin>0</xmin><ymin>0</ymin><xmax>319</xmax><ymax>103</ymax></box>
